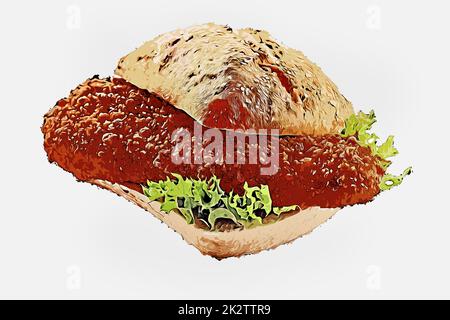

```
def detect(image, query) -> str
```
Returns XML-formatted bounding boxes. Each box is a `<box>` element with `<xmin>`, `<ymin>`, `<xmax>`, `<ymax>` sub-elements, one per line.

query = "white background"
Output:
<box><xmin>0</xmin><ymin>0</ymin><xmax>449</xmax><ymax>299</ymax></box>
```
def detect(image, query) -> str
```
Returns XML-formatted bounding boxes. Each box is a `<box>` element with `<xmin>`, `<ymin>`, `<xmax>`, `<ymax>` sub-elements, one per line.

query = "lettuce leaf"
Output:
<box><xmin>142</xmin><ymin>175</ymin><xmax>297</xmax><ymax>230</ymax></box>
<box><xmin>341</xmin><ymin>110</ymin><xmax>411</xmax><ymax>191</ymax></box>
<box><xmin>380</xmin><ymin>166</ymin><xmax>412</xmax><ymax>191</ymax></box>
<box><xmin>273</xmin><ymin>205</ymin><xmax>298</xmax><ymax>216</ymax></box>
<box><xmin>208</xmin><ymin>208</ymin><xmax>239</xmax><ymax>230</ymax></box>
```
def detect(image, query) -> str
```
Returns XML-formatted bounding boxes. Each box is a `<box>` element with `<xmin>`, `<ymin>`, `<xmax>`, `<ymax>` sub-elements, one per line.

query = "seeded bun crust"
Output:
<box><xmin>115</xmin><ymin>23</ymin><xmax>354</xmax><ymax>135</ymax></box>
<box><xmin>92</xmin><ymin>179</ymin><xmax>339</xmax><ymax>259</ymax></box>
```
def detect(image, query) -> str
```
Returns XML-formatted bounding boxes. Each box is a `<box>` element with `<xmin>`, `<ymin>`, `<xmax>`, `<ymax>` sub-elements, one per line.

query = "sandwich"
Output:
<box><xmin>42</xmin><ymin>23</ymin><xmax>411</xmax><ymax>259</ymax></box>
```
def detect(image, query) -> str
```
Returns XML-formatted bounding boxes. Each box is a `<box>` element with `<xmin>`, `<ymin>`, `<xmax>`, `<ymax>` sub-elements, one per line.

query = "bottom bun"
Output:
<box><xmin>91</xmin><ymin>179</ymin><xmax>340</xmax><ymax>259</ymax></box>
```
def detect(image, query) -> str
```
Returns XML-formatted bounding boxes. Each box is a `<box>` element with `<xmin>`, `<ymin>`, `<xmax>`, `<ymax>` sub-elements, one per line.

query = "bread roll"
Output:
<box><xmin>115</xmin><ymin>23</ymin><xmax>353</xmax><ymax>135</ymax></box>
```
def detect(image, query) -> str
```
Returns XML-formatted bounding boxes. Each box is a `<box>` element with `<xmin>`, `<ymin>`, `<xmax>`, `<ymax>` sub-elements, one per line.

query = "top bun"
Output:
<box><xmin>115</xmin><ymin>23</ymin><xmax>353</xmax><ymax>135</ymax></box>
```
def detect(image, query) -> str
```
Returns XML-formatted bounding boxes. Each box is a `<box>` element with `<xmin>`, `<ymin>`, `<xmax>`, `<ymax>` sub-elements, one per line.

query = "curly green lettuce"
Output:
<box><xmin>143</xmin><ymin>174</ymin><xmax>297</xmax><ymax>230</ymax></box>
<box><xmin>341</xmin><ymin>110</ymin><xmax>412</xmax><ymax>190</ymax></box>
